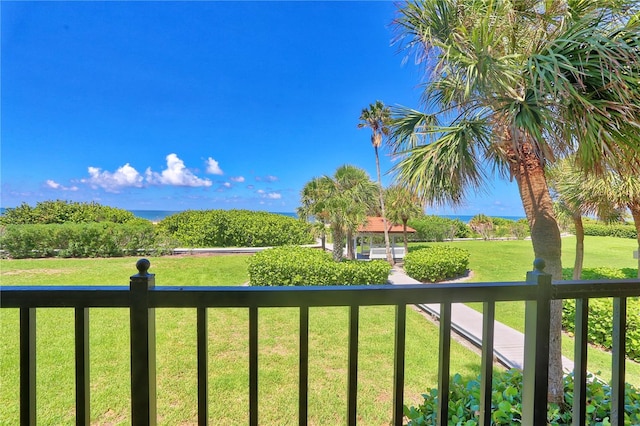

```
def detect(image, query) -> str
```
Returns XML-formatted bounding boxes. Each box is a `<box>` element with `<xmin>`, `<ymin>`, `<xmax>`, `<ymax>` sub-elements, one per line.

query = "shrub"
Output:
<box><xmin>560</xmin><ymin>267</ymin><xmax>640</xmax><ymax>362</ymax></box>
<box><xmin>405</xmin><ymin>369</ymin><xmax>640</xmax><ymax>425</ymax></box>
<box><xmin>408</xmin><ymin>216</ymin><xmax>470</xmax><ymax>242</ymax></box>
<box><xmin>247</xmin><ymin>246</ymin><xmax>391</xmax><ymax>286</ymax></box>
<box><xmin>0</xmin><ymin>222</ymin><xmax>176</xmax><ymax>258</ymax></box>
<box><xmin>0</xmin><ymin>200</ymin><xmax>137</xmax><ymax>224</ymax></box>
<box><xmin>582</xmin><ymin>222</ymin><xmax>637</xmax><ymax>239</ymax></box>
<box><xmin>156</xmin><ymin>210</ymin><xmax>314</xmax><ymax>247</ymax></box>
<box><xmin>403</xmin><ymin>245</ymin><xmax>469</xmax><ymax>282</ymax></box>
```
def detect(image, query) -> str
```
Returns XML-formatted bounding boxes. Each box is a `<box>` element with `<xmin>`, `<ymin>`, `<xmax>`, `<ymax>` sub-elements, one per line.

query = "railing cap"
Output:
<box><xmin>136</xmin><ymin>258</ymin><xmax>151</xmax><ymax>276</ymax></box>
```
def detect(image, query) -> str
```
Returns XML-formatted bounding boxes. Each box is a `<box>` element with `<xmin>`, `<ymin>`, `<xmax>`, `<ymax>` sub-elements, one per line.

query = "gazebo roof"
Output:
<box><xmin>357</xmin><ymin>217</ymin><xmax>416</xmax><ymax>235</ymax></box>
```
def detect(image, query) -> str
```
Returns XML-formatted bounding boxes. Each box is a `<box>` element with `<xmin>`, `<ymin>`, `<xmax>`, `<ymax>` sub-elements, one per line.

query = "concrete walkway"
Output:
<box><xmin>388</xmin><ymin>265</ymin><xmax>575</xmax><ymax>372</ymax></box>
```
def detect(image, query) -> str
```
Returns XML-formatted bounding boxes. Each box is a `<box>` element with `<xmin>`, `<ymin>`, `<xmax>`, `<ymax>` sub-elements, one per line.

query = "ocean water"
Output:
<box><xmin>130</xmin><ymin>210</ymin><xmax>298</xmax><ymax>222</ymax></box>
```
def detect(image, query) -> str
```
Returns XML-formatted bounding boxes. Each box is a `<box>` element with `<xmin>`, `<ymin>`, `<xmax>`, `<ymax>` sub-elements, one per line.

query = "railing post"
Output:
<box><xmin>130</xmin><ymin>258</ymin><xmax>157</xmax><ymax>426</ymax></box>
<box><xmin>521</xmin><ymin>258</ymin><xmax>552</xmax><ymax>425</ymax></box>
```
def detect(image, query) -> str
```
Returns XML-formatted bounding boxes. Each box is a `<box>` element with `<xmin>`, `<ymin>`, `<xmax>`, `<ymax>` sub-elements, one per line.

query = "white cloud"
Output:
<box><xmin>255</xmin><ymin>175</ymin><xmax>278</xmax><ymax>182</ymax></box>
<box><xmin>147</xmin><ymin>154</ymin><xmax>212</xmax><ymax>187</ymax></box>
<box><xmin>256</xmin><ymin>189</ymin><xmax>265</xmax><ymax>194</ymax></box>
<box><xmin>267</xmin><ymin>192</ymin><xmax>282</xmax><ymax>199</ymax></box>
<box><xmin>81</xmin><ymin>163</ymin><xmax>143</xmax><ymax>193</ymax></box>
<box><xmin>206</xmin><ymin>157</ymin><xmax>224</xmax><ymax>175</ymax></box>
<box><xmin>230</xmin><ymin>176</ymin><xmax>245</xmax><ymax>183</ymax></box>
<box><xmin>45</xmin><ymin>180</ymin><xmax>79</xmax><ymax>191</ymax></box>
<box><xmin>223</xmin><ymin>182</ymin><xmax>231</xmax><ymax>188</ymax></box>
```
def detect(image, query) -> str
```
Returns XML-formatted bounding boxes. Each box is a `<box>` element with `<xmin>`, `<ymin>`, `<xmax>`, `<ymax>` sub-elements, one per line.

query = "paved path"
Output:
<box><xmin>388</xmin><ymin>265</ymin><xmax>575</xmax><ymax>372</ymax></box>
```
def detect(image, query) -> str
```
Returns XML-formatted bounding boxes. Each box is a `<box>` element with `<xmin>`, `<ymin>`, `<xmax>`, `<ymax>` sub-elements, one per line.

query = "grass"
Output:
<box><xmin>410</xmin><ymin>236</ymin><xmax>640</xmax><ymax>387</ymax></box>
<box><xmin>1</xmin><ymin>255</ymin><xmax>490</xmax><ymax>425</ymax></box>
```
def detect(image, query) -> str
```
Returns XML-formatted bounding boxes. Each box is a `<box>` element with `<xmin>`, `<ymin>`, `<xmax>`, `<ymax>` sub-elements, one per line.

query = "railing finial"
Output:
<box><xmin>136</xmin><ymin>258</ymin><xmax>151</xmax><ymax>276</ymax></box>
<box><xmin>532</xmin><ymin>258</ymin><xmax>546</xmax><ymax>273</ymax></box>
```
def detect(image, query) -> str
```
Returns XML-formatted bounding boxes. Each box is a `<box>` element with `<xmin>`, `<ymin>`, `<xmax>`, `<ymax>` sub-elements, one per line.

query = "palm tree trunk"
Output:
<box><xmin>510</xmin><ymin>141</ymin><xmax>564</xmax><ymax>405</ymax></box>
<box><xmin>402</xmin><ymin>219</ymin><xmax>409</xmax><ymax>253</ymax></box>
<box><xmin>572</xmin><ymin>213</ymin><xmax>584</xmax><ymax>280</ymax></box>
<box><xmin>375</xmin><ymin>146</ymin><xmax>394</xmax><ymax>265</ymax></box>
<box><xmin>346</xmin><ymin>230</ymin><xmax>354</xmax><ymax>260</ymax></box>
<box><xmin>331</xmin><ymin>225</ymin><xmax>344</xmax><ymax>262</ymax></box>
<box><xmin>630</xmin><ymin>203</ymin><xmax>640</xmax><ymax>278</ymax></box>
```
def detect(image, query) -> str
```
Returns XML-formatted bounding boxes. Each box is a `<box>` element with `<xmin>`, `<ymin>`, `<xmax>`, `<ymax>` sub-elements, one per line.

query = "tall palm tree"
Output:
<box><xmin>359</xmin><ymin>100</ymin><xmax>394</xmax><ymax>265</ymax></box>
<box><xmin>390</xmin><ymin>0</ymin><xmax>640</xmax><ymax>403</ymax></box>
<box><xmin>384</xmin><ymin>185</ymin><xmax>423</xmax><ymax>253</ymax></box>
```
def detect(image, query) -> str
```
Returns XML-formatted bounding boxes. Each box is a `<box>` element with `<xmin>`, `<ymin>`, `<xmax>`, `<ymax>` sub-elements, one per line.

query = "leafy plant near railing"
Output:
<box><xmin>561</xmin><ymin>267</ymin><xmax>640</xmax><ymax>362</ymax></box>
<box><xmin>156</xmin><ymin>209</ymin><xmax>314</xmax><ymax>247</ymax></box>
<box><xmin>247</xmin><ymin>246</ymin><xmax>391</xmax><ymax>285</ymax></box>
<box><xmin>0</xmin><ymin>222</ymin><xmax>176</xmax><ymax>258</ymax></box>
<box><xmin>404</xmin><ymin>369</ymin><xmax>640</xmax><ymax>425</ymax></box>
<box><xmin>403</xmin><ymin>246</ymin><xmax>469</xmax><ymax>282</ymax></box>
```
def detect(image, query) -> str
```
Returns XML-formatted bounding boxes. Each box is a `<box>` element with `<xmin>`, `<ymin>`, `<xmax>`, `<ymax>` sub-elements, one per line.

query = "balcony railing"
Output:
<box><xmin>2</xmin><ymin>258</ymin><xmax>639</xmax><ymax>425</ymax></box>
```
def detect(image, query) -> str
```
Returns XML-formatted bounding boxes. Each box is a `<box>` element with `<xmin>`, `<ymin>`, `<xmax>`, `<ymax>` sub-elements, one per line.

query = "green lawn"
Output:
<box><xmin>412</xmin><ymin>236</ymin><xmax>640</xmax><ymax>388</ymax></box>
<box><xmin>1</xmin><ymin>255</ymin><xmax>489</xmax><ymax>425</ymax></box>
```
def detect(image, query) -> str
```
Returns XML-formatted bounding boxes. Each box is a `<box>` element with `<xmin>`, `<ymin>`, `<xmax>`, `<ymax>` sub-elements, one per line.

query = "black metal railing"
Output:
<box><xmin>2</xmin><ymin>258</ymin><xmax>639</xmax><ymax>426</ymax></box>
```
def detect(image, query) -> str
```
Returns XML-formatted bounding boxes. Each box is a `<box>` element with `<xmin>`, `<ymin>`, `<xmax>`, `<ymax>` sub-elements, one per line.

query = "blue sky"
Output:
<box><xmin>1</xmin><ymin>1</ymin><xmax>525</xmax><ymax>217</ymax></box>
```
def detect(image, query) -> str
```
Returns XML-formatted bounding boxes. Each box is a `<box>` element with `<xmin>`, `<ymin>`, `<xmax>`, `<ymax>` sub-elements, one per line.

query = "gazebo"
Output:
<box><xmin>354</xmin><ymin>217</ymin><xmax>416</xmax><ymax>260</ymax></box>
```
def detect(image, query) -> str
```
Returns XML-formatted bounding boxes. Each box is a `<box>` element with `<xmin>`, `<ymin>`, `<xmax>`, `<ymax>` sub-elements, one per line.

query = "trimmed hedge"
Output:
<box><xmin>0</xmin><ymin>200</ymin><xmax>138</xmax><ymax>224</ymax></box>
<box><xmin>582</xmin><ymin>222</ymin><xmax>637</xmax><ymax>239</ymax></box>
<box><xmin>403</xmin><ymin>245</ymin><xmax>470</xmax><ymax>282</ymax></box>
<box><xmin>0</xmin><ymin>222</ymin><xmax>175</xmax><ymax>258</ymax></box>
<box><xmin>405</xmin><ymin>369</ymin><xmax>640</xmax><ymax>425</ymax></box>
<box><xmin>156</xmin><ymin>210</ymin><xmax>314</xmax><ymax>247</ymax></box>
<box><xmin>247</xmin><ymin>246</ymin><xmax>391</xmax><ymax>286</ymax></box>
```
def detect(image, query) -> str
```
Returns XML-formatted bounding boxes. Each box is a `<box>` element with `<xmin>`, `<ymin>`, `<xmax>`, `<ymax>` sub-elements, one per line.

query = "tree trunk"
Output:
<box><xmin>572</xmin><ymin>213</ymin><xmax>584</xmax><ymax>280</ymax></box>
<box><xmin>402</xmin><ymin>219</ymin><xmax>409</xmax><ymax>253</ymax></box>
<box><xmin>509</xmin><ymin>141</ymin><xmax>564</xmax><ymax>405</ymax></box>
<box><xmin>375</xmin><ymin>146</ymin><xmax>394</xmax><ymax>265</ymax></box>
<box><xmin>630</xmin><ymin>203</ymin><xmax>640</xmax><ymax>278</ymax></box>
<box><xmin>331</xmin><ymin>225</ymin><xmax>344</xmax><ymax>262</ymax></box>
<box><xmin>346</xmin><ymin>230</ymin><xmax>354</xmax><ymax>260</ymax></box>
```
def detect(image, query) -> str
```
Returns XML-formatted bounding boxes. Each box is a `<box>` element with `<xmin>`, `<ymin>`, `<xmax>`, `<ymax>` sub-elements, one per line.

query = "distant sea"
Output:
<box><xmin>0</xmin><ymin>207</ymin><xmax>522</xmax><ymax>223</ymax></box>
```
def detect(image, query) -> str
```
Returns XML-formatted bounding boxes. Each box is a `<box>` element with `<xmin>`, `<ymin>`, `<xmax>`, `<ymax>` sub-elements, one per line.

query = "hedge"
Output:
<box><xmin>403</xmin><ymin>245</ymin><xmax>470</xmax><ymax>282</ymax></box>
<box><xmin>0</xmin><ymin>200</ymin><xmax>138</xmax><ymax>224</ymax></box>
<box><xmin>156</xmin><ymin>210</ymin><xmax>314</xmax><ymax>247</ymax></box>
<box><xmin>247</xmin><ymin>246</ymin><xmax>391</xmax><ymax>286</ymax></box>
<box><xmin>408</xmin><ymin>215</ymin><xmax>470</xmax><ymax>241</ymax></box>
<box><xmin>582</xmin><ymin>222</ymin><xmax>637</xmax><ymax>239</ymax></box>
<box><xmin>0</xmin><ymin>222</ymin><xmax>175</xmax><ymax>258</ymax></box>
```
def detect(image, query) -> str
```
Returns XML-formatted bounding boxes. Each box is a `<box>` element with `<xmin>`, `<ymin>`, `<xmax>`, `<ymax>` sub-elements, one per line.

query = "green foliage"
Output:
<box><xmin>405</xmin><ymin>369</ymin><xmax>640</xmax><ymax>425</ymax></box>
<box><xmin>0</xmin><ymin>200</ymin><xmax>138</xmax><ymax>225</ymax></box>
<box><xmin>156</xmin><ymin>210</ymin><xmax>313</xmax><ymax>247</ymax></box>
<box><xmin>404</xmin><ymin>245</ymin><xmax>469</xmax><ymax>282</ymax></box>
<box><xmin>581</xmin><ymin>222</ymin><xmax>637</xmax><ymax>239</ymax></box>
<box><xmin>408</xmin><ymin>215</ymin><xmax>470</xmax><ymax>242</ymax></box>
<box><xmin>0</xmin><ymin>223</ymin><xmax>176</xmax><ymax>258</ymax></box>
<box><xmin>247</xmin><ymin>246</ymin><xmax>391</xmax><ymax>286</ymax></box>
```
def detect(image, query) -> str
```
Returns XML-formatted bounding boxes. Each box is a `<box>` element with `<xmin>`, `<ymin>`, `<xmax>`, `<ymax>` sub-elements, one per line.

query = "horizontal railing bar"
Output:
<box><xmin>4</xmin><ymin>279</ymin><xmax>639</xmax><ymax>310</ymax></box>
<box><xmin>553</xmin><ymin>280</ymin><xmax>640</xmax><ymax>299</ymax></box>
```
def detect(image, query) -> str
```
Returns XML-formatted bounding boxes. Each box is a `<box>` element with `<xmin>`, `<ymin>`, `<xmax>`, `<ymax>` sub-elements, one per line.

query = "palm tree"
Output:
<box><xmin>547</xmin><ymin>160</ymin><xmax>624</xmax><ymax>279</ymax></box>
<box><xmin>359</xmin><ymin>100</ymin><xmax>394</xmax><ymax>265</ymax></box>
<box><xmin>384</xmin><ymin>185</ymin><xmax>423</xmax><ymax>253</ymax></box>
<box><xmin>297</xmin><ymin>177</ymin><xmax>331</xmax><ymax>251</ymax></box>
<box><xmin>390</xmin><ymin>0</ymin><xmax>640</xmax><ymax>403</ymax></box>
<box><xmin>299</xmin><ymin>166</ymin><xmax>378</xmax><ymax>261</ymax></box>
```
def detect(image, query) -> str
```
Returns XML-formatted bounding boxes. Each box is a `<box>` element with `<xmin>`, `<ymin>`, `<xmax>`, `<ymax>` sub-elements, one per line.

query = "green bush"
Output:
<box><xmin>408</xmin><ymin>216</ymin><xmax>470</xmax><ymax>242</ymax></box>
<box><xmin>0</xmin><ymin>222</ymin><xmax>176</xmax><ymax>258</ymax></box>
<box><xmin>247</xmin><ymin>246</ymin><xmax>391</xmax><ymax>286</ymax></box>
<box><xmin>156</xmin><ymin>210</ymin><xmax>313</xmax><ymax>247</ymax></box>
<box><xmin>404</xmin><ymin>245</ymin><xmax>469</xmax><ymax>282</ymax></box>
<box><xmin>0</xmin><ymin>200</ymin><xmax>138</xmax><ymax>224</ymax></box>
<box><xmin>582</xmin><ymin>222</ymin><xmax>637</xmax><ymax>239</ymax></box>
<box><xmin>561</xmin><ymin>267</ymin><xmax>640</xmax><ymax>362</ymax></box>
<box><xmin>405</xmin><ymin>369</ymin><xmax>640</xmax><ymax>425</ymax></box>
